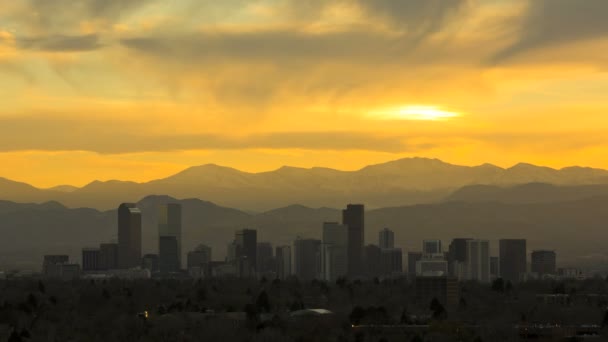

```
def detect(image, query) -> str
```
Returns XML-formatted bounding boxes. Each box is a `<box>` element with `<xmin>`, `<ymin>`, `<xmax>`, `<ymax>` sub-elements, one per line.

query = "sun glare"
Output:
<box><xmin>370</xmin><ymin>105</ymin><xmax>461</xmax><ymax>121</ymax></box>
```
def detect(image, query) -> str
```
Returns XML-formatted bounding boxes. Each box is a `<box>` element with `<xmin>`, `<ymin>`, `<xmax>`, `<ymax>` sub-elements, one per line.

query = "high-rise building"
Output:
<box><xmin>187</xmin><ymin>244</ymin><xmax>212</xmax><ymax>269</ymax></box>
<box><xmin>159</xmin><ymin>236</ymin><xmax>179</xmax><ymax>273</ymax></box>
<box><xmin>321</xmin><ymin>222</ymin><xmax>348</xmax><ymax>282</ymax></box>
<box><xmin>408</xmin><ymin>252</ymin><xmax>423</xmax><ymax>278</ymax></box>
<box><xmin>499</xmin><ymin>239</ymin><xmax>527</xmax><ymax>283</ymax></box>
<box><xmin>42</xmin><ymin>255</ymin><xmax>69</xmax><ymax>277</ymax></box>
<box><xmin>531</xmin><ymin>250</ymin><xmax>556</xmax><ymax>276</ymax></box>
<box><xmin>342</xmin><ymin>204</ymin><xmax>364</xmax><ymax>277</ymax></box>
<box><xmin>294</xmin><ymin>238</ymin><xmax>321</xmax><ymax>281</ymax></box>
<box><xmin>82</xmin><ymin>248</ymin><xmax>101</xmax><ymax>272</ymax></box>
<box><xmin>257</xmin><ymin>242</ymin><xmax>275</xmax><ymax>275</ymax></box>
<box><xmin>158</xmin><ymin>203</ymin><xmax>182</xmax><ymax>272</ymax></box>
<box><xmin>415</xmin><ymin>276</ymin><xmax>459</xmax><ymax>308</ymax></box>
<box><xmin>379</xmin><ymin>228</ymin><xmax>394</xmax><ymax>250</ymax></box>
<box><xmin>490</xmin><ymin>256</ymin><xmax>500</xmax><ymax>280</ymax></box>
<box><xmin>365</xmin><ymin>244</ymin><xmax>382</xmax><ymax>278</ymax></box>
<box><xmin>416</xmin><ymin>258</ymin><xmax>448</xmax><ymax>276</ymax></box>
<box><xmin>99</xmin><ymin>243</ymin><xmax>119</xmax><ymax>270</ymax></box>
<box><xmin>465</xmin><ymin>240</ymin><xmax>490</xmax><ymax>283</ymax></box>
<box><xmin>118</xmin><ymin>203</ymin><xmax>142</xmax><ymax>269</ymax></box>
<box><xmin>235</xmin><ymin>229</ymin><xmax>257</xmax><ymax>276</ymax></box>
<box><xmin>448</xmin><ymin>238</ymin><xmax>472</xmax><ymax>277</ymax></box>
<box><xmin>381</xmin><ymin>248</ymin><xmax>403</xmax><ymax>276</ymax></box>
<box><xmin>275</xmin><ymin>245</ymin><xmax>292</xmax><ymax>280</ymax></box>
<box><xmin>142</xmin><ymin>254</ymin><xmax>159</xmax><ymax>272</ymax></box>
<box><xmin>423</xmin><ymin>240</ymin><xmax>442</xmax><ymax>256</ymax></box>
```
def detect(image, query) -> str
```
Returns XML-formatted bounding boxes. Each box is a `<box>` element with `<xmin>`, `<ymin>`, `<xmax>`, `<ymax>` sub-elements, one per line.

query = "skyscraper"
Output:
<box><xmin>187</xmin><ymin>244</ymin><xmax>212</xmax><ymax>269</ymax></box>
<box><xmin>531</xmin><ymin>250</ymin><xmax>556</xmax><ymax>276</ymax></box>
<box><xmin>257</xmin><ymin>242</ymin><xmax>274</xmax><ymax>274</ymax></box>
<box><xmin>365</xmin><ymin>244</ymin><xmax>382</xmax><ymax>278</ymax></box>
<box><xmin>423</xmin><ymin>240</ymin><xmax>442</xmax><ymax>256</ymax></box>
<box><xmin>465</xmin><ymin>240</ymin><xmax>490</xmax><ymax>283</ymax></box>
<box><xmin>342</xmin><ymin>204</ymin><xmax>364</xmax><ymax>277</ymax></box>
<box><xmin>235</xmin><ymin>229</ymin><xmax>257</xmax><ymax>275</ymax></box>
<box><xmin>294</xmin><ymin>238</ymin><xmax>321</xmax><ymax>281</ymax></box>
<box><xmin>321</xmin><ymin>222</ymin><xmax>348</xmax><ymax>282</ymax></box>
<box><xmin>499</xmin><ymin>239</ymin><xmax>527</xmax><ymax>283</ymax></box>
<box><xmin>158</xmin><ymin>203</ymin><xmax>182</xmax><ymax>273</ymax></box>
<box><xmin>379</xmin><ymin>228</ymin><xmax>394</xmax><ymax>250</ymax></box>
<box><xmin>82</xmin><ymin>248</ymin><xmax>101</xmax><ymax>272</ymax></box>
<box><xmin>408</xmin><ymin>251</ymin><xmax>423</xmax><ymax>279</ymax></box>
<box><xmin>381</xmin><ymin>248</ymin><xmax>403</xmax><ymax>276</ymax></box>
<box><xmin>118</xmin><ymin>203</ymin><xmax>142</xmax><ymax>269</ymax></box>
<box><xmin>275</xmin><ymin>245</ymin><xmax>292</xmax><ymax>280</ymax></box>
<box><xmin>448</xmin><ymin>238</ymin><xmax>472</xmax><ymax>277</ymax></box>
<box><xmin>99</xmin><ymin>243</ymin><xmax>118</xmax><ymax>270</ymax></box>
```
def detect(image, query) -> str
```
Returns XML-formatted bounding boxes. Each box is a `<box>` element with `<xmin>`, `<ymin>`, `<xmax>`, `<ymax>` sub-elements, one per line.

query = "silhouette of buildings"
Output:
<box><xmin>490</xmin><ymin>256</ymin><xmax>500</xmax><ymax>280</ymax></box>
<box><xmin>365</xmin><ymin>244</ymin><xmax>382</xmax><ymax>278</ymax></box>
<box><xmin>42</xmin><ymin>255</ymin><xmax>69</xmax><ymax>277</ymax></box>
<box><xmin>500</xmin><ymin>239</ymin><xmax>527</xmax><ymax>283</ymax></box>
<box><xmin>423</xmin><ymin>240</ymin><xmax>443</xmax><ymax>256</ymax></box>
<box><xmin>257</xmin><ymin>242</ymin><xmax>275</xmax><ymax>275</ymax></box>
<box><xmin>465</xmin><ymin>240</ymin><xmax>490</xmax><ymax>282</ymax></box>
<box><xmin>379</xmin><ymin>228</ymin><xmax>394</xmax><ymax>249</ymax></box>
<box><xmin>321</xmin><ymin>222</ymin><xmax>348</xmax><ymax>281</ymax></box>
<box><xmin>294</xmin><ymin>238</ymin><xmax>321</xmax><ymax>281</ymax></box>
<box><xmin>118</xmin><ymin>203</ymin><xmax>142</xmax><ymax>269</ymax></box>
<box><xmin>381</xmin><ymin>248</ymin><xmax>403</xmax><ymax>276</ymax></box>
<box><xmin>158</xmin><ymin>203</ymin><xmax>182</xmax><ymax>273</ymax></box>
<box><xmin>99</xmin><ymin>242</ymin><xmax>118</xmax><ymax>270</ymax></box>
<box><xmin>187</xmin><ymin>244</ymin><xmax>212</xmax><ymax>269</ymax></box>
<box><xmin>531</xmin><ymin>250</ymin><xmax>556</xmax><ymax>276</ymax></box>
<box><xmin>82</xmin><ymin>248</ymin><xmax>101</xmax><ymax>272</ymax></box>
<box><xmin>275</xmin><ymin>245</ymin><xmax>292</xmax><ymax>280</ymax></box>
<box><xmin>408</xmin><ymin>251</ymin><xmax>423</xmax><ymax>278</ymax></box>
<box><xmin>415</xmin><ymin>276</ymin><xmax>459</xmax><ymax>308</ymax></box>
<box><xmin>235</xmin><ymin>229</ymin><xmax>257</xmax><ymax>277</ymax></box>
<box><xmin>342</xmin><ymin>204</ymin><xmax>364</xmax><ymax>277</ymax></box>
<box><xmin>417</xmin><ymin>240</ymin><xmax>448</xmax><ymax>276</ymax></box>
<box><xmin>142</xmin><ymin>254</ymin><xmax>159</xmax><ymax>272</ymax></box>
<box><xmin>448</xmin><ymin>238</ymin><xmax>472</xmax><ymax>277</ymax></box>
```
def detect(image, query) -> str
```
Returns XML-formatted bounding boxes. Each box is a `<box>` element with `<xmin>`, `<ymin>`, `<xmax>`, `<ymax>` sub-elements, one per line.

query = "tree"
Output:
<box><xmin>491</xmin><ymin>278</ymin><xmax>504</xmax><ymax>292</ymax></box>
<box><xmin>430</xmin><ymin>298</ymin><xmax>446</xmax><ymax>320</ymax></box>
<box><xmin>256</xmin><ymin>291</ymin><xmax>271</xmax><ymax>313</ymax></box>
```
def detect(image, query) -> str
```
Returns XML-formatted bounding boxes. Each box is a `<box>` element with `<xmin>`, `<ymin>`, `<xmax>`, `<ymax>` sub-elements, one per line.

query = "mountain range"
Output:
<box><xmin>3</xmin><ymin>158</ymin><xmax>608</xmax><ymax>211</ymax></box>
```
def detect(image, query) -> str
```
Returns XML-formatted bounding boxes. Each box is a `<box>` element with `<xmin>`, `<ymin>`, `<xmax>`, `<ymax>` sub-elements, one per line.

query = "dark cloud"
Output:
<box><xmin>18</xmin><ymin>34</ymin><xmax>101</xmax><ymax>52</ymax></box>
<box><xmin>492</xmin><ymin>0</ymin><xmax>608</xmax><ymax>62</ymax></box>
<box><xmin>356</xmin><ymin>0</ymin><xmax>467</xmax><ymax>37</ymax></box>
<box><xmin>0</xmin><ymin>116</ymin><xmax>421</xmax><ymax>153</ymax></box>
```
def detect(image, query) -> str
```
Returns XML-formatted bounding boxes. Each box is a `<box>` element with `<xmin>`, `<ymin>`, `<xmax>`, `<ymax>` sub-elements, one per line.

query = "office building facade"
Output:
<box><xmin>499</xmin><ymin>239</ymin><xmax>527</xmax><ymax>283</ymax></box>
<box><xmin>379</xmin><ymin>228</ymin><xmax>395</xmax><ymax>250</ymax></box>
<box><xmin>118</xmin><ymin>203</ymin><xmax>142</xmax><ymax>269</ymax></box>
<box><xmin>321</xmin><ymin>222</ymin><xmax>348</xmax><ymax>282</ymax></box>
<box><xmin>275</xmin><ymin>245</ymin><xmax>292</xmax><ymax>280</ymax></box>
<box><xmin>294</xmin><ymin>238</ymin><xmax>321</xmax><ymax>281</ymax></box>
<box><xmin>465</xmin><ymin>240</ymin><xmax>490</xmax><ymax>283</ymax></box>
<box><xmin>158</xmin><ymin>203</ymin><xmax>182</xmax><ymax>272</ymax></box>
<box><xmin>342</xmin><ymin>204</ymin><xmax>364</xmax><ymax>277</ymax></box>
<box><xmin>531</xmin><ymin>250</ymin><xmax>556</xmax><ymax>276</ymax></box>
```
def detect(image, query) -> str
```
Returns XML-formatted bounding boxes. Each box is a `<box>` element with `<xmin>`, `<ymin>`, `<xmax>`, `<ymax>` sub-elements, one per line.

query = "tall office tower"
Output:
<box><xmin>381</xmin><ymin>248</ymin><xmax>403</xmax><ymax>276</ymax></box>
<box><xmin>379</xmin><ymin>228</ymin><xmax>395</xmax><ymax>250</ymax></box>
<box><xmin>142</xmin><ymin>254</ymin><xmax>159</xmax><ymax>272</ymax></box>
<box><xmin>342</xmin><ymin>204</ymin><xmax>365</xmax><ymax>276</ymax></box>
<box><xmin>82</xmin><ymin>248</ymin><xmax>101</xmax><ymax>272</ymax></box>
<box><xmin>423</xmin><ymin>240</ymin><xmax>443</xmax><ymax>256</ymax></box>
<box><xmin>490</xmin><ymin>256</ymin><xmax>500</xmax><ymax>280</ymax></box>
<box><xmin>275</xmin><ymin>245</ymin><xmax>292</xmax><ymax>280</ymax></box>
<box><xmin>448</xmin><ymin>238</ymin><xmax>472</xmax><ymax>276</ymax></box>
<box><xmin>158</xmin><ymin>203</ymin><xmax>182</xmax><ymax>272</ymax></box>
<box><xmin>235</xmin><ymin>229</ymin><xmax>258</xmax><ymax>274</ymax></box>
<box><xmin>365</xmin><ymin>244</ymin><xmax>382</xmax><ymax>278</ymax></box>
<box><xmin>531</xmin><ymin>250</ymin><xmax>556</xmax><ymax>276</ymax></box>
<box><xmin>118</xmin><ymin>203</ymin><xmax>142</xmax><ymax>269</ymax></box>
<box><xmin>99</xmin><ymin>243</ymin><xmax>119</xmax><ymax>270</ymax></box>
<box><xmin>321</xmin><ymin>222</ymin><xmax>349</xmax><ymax>282</ymax></box>
<box><xmin>294</xmin><ymin>238</ymin><xmax>321</xmax><ymax>281</ymax></box>
<box><xmin>415</xmin><ymin>276</ymin><xmax>459</xmax><ymax>308</ymax></box>
<box><xmin>257</xmin><ymin>242</ymin><xmax>275</xmax><ymax>274</ymax></box>
<box><xmin>465</xmin><ymin>240</ymin><xmax>491</xmax><ymax>283</ymax></box>
<box><xmin>408</xmin><ymin>252</ymin><xmax>423</xmax><ymax>278</ymax></box>
<box><xmin>42</xmin><ymin>255</ymin><xmax>69</xmax><ymax>277</ymax></box>
<box><xmin>187</xmin><ymin>244</ymin><xmax>212</xmax><ymax>269</ymax></box>
<box><xmin>499</xmin><ymin>239</ymin><xmax>527</xmax><ymax>283</ymax></box>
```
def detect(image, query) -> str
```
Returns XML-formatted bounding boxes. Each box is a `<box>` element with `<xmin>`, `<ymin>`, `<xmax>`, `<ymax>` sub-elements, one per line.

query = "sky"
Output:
<box><xmin>1</xmin><ymin>0</ymin><xmax>608</xmax><ymax>188</ymax></box>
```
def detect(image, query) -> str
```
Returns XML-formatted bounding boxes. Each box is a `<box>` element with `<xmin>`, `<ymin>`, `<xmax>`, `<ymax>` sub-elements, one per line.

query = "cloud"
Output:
<box><xmin>492</xmin><ymin>0</ymin><xmax>608</xmax><ymax>62</ymax></box>
<box><xmin>17</xmin><ymin>34</ymin><xmax>102</xmax><ymax>52</ymax></box>
<box><xmin>0</xmin><ymin>116</ymin><xmax>424</xmax><ymax>153</ymax></box>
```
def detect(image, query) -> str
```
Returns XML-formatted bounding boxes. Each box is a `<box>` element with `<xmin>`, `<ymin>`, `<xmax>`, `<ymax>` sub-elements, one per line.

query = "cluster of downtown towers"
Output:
<box><xmin>80</xmin><ymin>203</ymin><xmax>554</xmax><ymax>284</ymax></box>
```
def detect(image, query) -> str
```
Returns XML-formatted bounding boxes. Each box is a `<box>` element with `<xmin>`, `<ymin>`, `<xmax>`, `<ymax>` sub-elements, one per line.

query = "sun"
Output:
<box><xmin>370</xmin><ymin>105</ymin><xmax>461</xmax><ymax>121</ymax></box>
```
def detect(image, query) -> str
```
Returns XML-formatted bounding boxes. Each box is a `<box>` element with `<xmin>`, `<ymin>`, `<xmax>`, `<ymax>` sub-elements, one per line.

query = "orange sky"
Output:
<box><xmin>1</xmin><ymin>0</ymin><xmax>608</xmax><ymax>187</ymax></box>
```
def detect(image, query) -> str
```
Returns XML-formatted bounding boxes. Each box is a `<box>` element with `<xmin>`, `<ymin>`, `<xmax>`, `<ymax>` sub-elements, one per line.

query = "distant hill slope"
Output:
<box><xmin>2</xmin><ymin>195</ymin><xmax>608</xmax><ymax>271</ymax></box>
<box><xmin>2</xmin><ymin>158</ymin><xmax>608</xmax><ymax>211</ymax></box>
<box><xmin>446</xmin><ymin>183</ymin><xmax>608</xmax><ymax>203</ymax></box>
